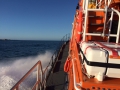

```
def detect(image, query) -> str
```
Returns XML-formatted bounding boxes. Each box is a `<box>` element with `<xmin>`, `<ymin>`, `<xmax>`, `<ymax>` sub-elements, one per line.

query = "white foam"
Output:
<box><xmin>0</xmin><ymin>51</ymin><xmax>52</xmax><ymax>90</ymax></box>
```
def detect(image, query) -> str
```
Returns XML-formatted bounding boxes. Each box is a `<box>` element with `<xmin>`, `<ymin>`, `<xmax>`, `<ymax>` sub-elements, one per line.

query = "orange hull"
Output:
<box><xmin>65</xmin><ymin>0</ymin><xmax>120</xmax><ymax>89</ymax></box>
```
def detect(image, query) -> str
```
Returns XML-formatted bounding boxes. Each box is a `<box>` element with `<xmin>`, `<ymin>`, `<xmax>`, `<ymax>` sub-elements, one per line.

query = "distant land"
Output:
<box><xmin>0</xmin><ymin>39</ymin><xmax>10</xmax><ymax>40</ymax></box>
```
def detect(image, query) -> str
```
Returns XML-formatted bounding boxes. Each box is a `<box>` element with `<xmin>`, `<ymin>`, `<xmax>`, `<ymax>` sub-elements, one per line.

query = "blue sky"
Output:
<box><xmin>0</xmin><ymin>0</ymin><xmax>78</xmax><ymax>40</ymax></box>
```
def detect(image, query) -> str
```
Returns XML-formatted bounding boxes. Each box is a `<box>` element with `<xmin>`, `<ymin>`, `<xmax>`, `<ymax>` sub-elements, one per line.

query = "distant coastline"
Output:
<box><xmin>0</xmin><ymin>39</ymin><xmax>61</xmax><ymax>41</ymax></box>
<box><xmin>0</xmin><ymin>39</ymin><xmax>10</xmax><ymax>41</ymax></box>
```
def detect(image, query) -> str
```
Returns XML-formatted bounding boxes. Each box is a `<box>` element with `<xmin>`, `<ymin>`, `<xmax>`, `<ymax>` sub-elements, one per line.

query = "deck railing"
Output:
<box><xmin>41</xmin><ymin>33</ymin><xmax>70</xmax><ymax>89</ymax></box>
<box><xmin>10</xmin><ymin>34</ymin><xmax>70</xmax><ymax>90</ymax></box>
<box><xmin>10</xmin><ymin>61</ymin><xmax>43</xmax><ymax>90</ymax></box>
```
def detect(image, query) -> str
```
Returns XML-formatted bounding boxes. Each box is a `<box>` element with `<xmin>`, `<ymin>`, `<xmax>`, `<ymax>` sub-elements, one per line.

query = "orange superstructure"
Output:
<box><xmin>65</xmin><ymin>0</ymin><xmax>120</xmax><ymax>90</ymax></box>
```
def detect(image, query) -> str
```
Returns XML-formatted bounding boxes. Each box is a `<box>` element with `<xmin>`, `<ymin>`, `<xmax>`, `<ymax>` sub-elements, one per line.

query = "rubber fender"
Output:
<box><xmin>64</xmin><ymin>57</ymin><xmax>71</xmax><ymax>73</ymax></box>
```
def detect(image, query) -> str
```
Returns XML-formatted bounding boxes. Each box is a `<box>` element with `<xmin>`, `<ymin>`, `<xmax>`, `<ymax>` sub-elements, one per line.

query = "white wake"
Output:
<box><xmin>0</xmin><ymin>51</ymin><xmax>52</xmax><ymax>90</ymax></box>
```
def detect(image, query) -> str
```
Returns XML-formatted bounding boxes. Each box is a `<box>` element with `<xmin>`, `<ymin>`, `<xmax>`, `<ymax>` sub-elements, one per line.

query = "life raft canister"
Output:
<box><xmin>76</xmin><ymin>10</ymin><xmax>83</xmax><ymax>43</ymax></box>
<box><xmin>64</xmin><ymin>57</ymin><xmax>71</xmax><ymax>73</ymax></box>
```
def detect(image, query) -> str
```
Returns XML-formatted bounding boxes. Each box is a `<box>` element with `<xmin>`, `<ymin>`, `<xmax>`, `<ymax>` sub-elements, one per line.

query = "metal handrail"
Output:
<box><xmin>41</xmin><ymin>33</ymin><xmax>70</xmax><ymax>89</ymax></box>
<box><xmin>72</xmin><ymin>58</ymin><xmax>81</xmax><ymax>90</ymax></box>
<box><xmin>82</xmin><ymin>0</ymin><xmax>120</xmax><ymax>43</ymax></box>
<box><xmin>96</xmin><ymin>0</ymin><xmax>112</xmax><ymax>8</ymax></box>
<box><xmin>11</xmin><ymin>61</ymin><xmax>43</xmax><ymax>90</ymax></box>
<box><xmin>70</xmin><ymin>38</ymin><xmax>83</xmax><ymax>90</ymax></box>
<box><xmin>111</xmin><ymin>8</ymin><xmax>120</xmax><ymax>43</ymax></box>
<box><xmin>83</xmin><ymin>0</ymin><xmax>107</xmax><ymax>40</ymax></box>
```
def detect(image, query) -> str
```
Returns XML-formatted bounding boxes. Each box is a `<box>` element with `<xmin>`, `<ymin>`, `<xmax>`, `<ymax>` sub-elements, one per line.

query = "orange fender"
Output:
<box><xmin>64</xmin><ymin>57</ymin><xmax>71</xmax><ymax>73</ymax></box>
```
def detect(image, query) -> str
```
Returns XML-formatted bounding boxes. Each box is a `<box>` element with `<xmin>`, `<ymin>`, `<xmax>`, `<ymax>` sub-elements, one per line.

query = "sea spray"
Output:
<box><xmin>0</xmin><ymin>51</ymin><xmax>53</xmax><ymax>90</ymax></box>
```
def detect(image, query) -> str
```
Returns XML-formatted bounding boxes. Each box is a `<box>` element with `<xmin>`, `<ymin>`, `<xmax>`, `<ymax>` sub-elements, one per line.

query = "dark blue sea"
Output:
<box><xmin>0</xmin><ymin>40</ymin><xmax>60</xmax><ymax>90</ymax></box>
<box><xmin>0</xmin><ymin>40</ymin><xmax>60</xmax><ymax>62</ymax></box>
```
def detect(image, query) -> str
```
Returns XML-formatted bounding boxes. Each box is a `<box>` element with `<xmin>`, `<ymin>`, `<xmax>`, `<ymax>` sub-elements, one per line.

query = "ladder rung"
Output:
<box><xmin>85</xmin><ymin>33</ymin><xmax>118</xmax><ymax>37</ymax></box>
<box><xmin>86</xmin><ymin>33</ymin><xmax>102</xmax><ymax>36</ymax></box>
<box><xmin>87</xmin><ymin>9</ymin><xmax>104</xmax><ymax>11</ymax></box>
<box><xmin>89</xmin><ymin>23</ymin><xmax>104</xmax><ymax>26</ymax></box>
<box><xmin>83</xmin><ymin>16</ymin><xmax>103</xmax><ymax>18</ymax></box>
<box><xmin>107</xmin><ymin>34</ymin><xmax>118</xmax><ymax>37</ymax></box>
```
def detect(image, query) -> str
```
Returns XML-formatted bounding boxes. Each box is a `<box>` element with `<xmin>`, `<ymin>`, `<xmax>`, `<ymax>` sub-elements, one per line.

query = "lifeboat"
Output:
<box><xmin>66</xmin><ymin>0</ymin><xmax>120</xmax><ymax>89</ymax></box>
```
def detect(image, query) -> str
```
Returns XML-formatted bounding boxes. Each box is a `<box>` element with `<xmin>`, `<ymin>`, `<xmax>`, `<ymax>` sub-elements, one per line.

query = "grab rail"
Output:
<box><xmin>71</xmin><ymin>38</ymin><xmax>83</xmax><ymax>90</ymax></box>
<box><xmin>11</xmin><ymin>61</ymin><xmax>43</xmax><ymax>90</ymax></box>
<box><xmin>111</xmin><ymin>8</ymin><xmax>120</xmax><ymax>43</ymax></box>
<box><xmin>107</xmin><ymin>8</ymin><xmax>120</xmax><ymax>43</ymax></box>
<box><xmin>72</xmin><ymin>58</ymin><xmax>81</xmax><ymax>90</ymax></box>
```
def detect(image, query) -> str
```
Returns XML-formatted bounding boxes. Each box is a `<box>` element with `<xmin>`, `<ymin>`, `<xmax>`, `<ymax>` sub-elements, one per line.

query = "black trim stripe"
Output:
<box><xmin>80</xmin><ymin>48</ymin><xmax>120</xmax><ymax>69</ymax></box>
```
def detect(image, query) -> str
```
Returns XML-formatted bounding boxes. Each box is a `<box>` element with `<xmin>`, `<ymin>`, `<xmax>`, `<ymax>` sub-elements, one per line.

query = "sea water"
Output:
<box><xmin>0</xmin><ymin>40</ymin><xmax>59</xmax><ymax>90</ymax></box>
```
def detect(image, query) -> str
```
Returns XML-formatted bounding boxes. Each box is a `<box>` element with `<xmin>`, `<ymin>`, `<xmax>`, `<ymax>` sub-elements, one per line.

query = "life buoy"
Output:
<box><xmin>64</xmin><ymin>57</ymin><xmax>71</xmax><ymax>72</ymax></box>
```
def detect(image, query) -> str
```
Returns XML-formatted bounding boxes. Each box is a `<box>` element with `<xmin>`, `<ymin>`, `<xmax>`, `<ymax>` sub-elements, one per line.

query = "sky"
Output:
<box><xmin>0</xmin><ymin>0</ymin><xmax>78</xmax><ymax>40</ymax></box>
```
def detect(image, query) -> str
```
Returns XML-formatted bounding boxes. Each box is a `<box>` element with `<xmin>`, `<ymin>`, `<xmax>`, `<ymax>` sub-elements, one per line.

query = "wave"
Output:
<box><xmin>0</xmin><ymin>51</ymin><xmax>53</xmax><ymax>90</ymax></box>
